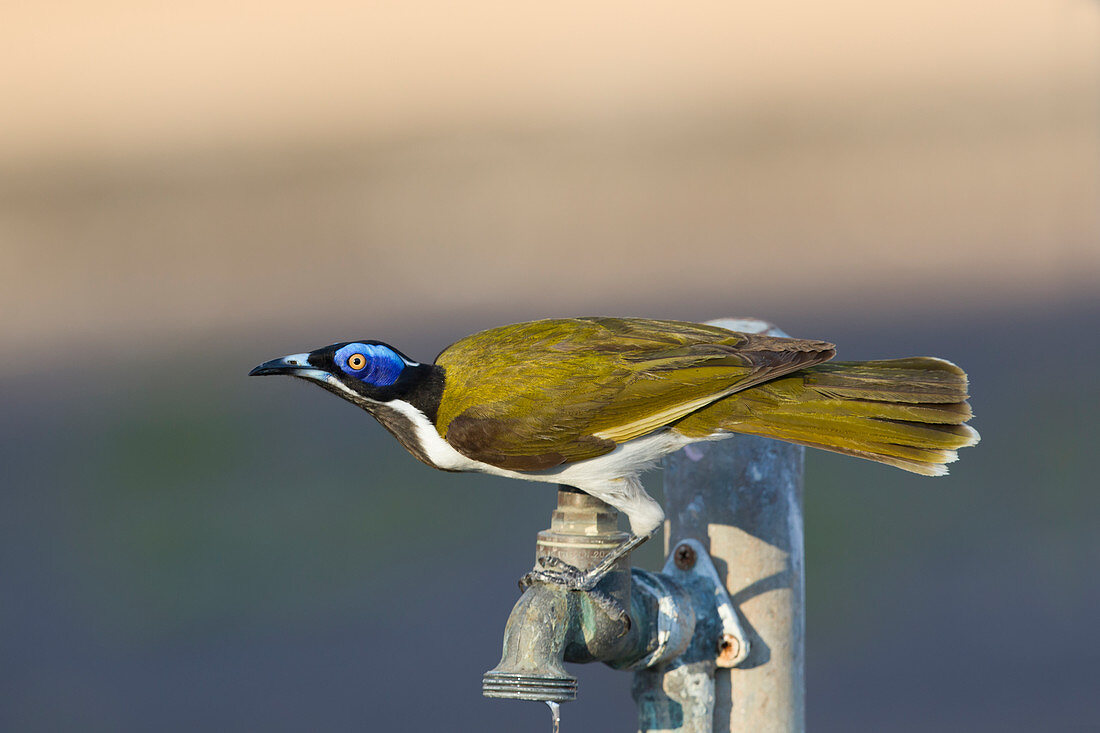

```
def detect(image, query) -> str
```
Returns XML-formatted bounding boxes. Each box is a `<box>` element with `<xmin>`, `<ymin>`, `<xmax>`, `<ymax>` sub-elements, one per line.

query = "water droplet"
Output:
<box><xmin>545</xmin><ymin>700</ymin><xmax>560</xmax><ymax>733</ymax></box>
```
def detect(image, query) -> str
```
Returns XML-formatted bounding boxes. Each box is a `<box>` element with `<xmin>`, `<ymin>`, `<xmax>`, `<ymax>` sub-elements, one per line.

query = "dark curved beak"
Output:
<box><xmin>249</xmin><ymin>353</ymin><xmax>314</xmax><ymax>377</ymax></box>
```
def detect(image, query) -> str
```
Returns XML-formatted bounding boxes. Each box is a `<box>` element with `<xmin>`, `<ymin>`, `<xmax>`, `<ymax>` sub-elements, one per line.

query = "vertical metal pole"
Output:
<box><xmin>663</xmin><ymin>437</ymin><xmax>805</xmax><ymax>732</ymax></box>
<box><xmin>659</xmin><ymin>318</ymin><xmax>806</xmax><ymax>732</ymax></box>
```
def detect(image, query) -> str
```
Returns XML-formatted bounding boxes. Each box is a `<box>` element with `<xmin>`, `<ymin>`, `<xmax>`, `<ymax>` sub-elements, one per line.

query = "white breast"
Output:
<box><xmin>379</xmin><ymin>399</ymin><xmax>707</xmax><ymax>534</ymax></box>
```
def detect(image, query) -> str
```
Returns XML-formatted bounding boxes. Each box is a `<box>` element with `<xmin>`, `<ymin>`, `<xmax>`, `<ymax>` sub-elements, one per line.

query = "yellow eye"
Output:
<box><xmin>347</xmin><ymin>353</ymin><xmax>367</xmax><ymax>371</ymax></box>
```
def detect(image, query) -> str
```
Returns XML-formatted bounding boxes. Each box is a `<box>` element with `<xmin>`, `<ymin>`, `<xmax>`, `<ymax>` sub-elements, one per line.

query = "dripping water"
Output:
<box><xmin>545</xmin><ymin>701</ymin><xmax>560</xmax><ymax>733</ymax></box>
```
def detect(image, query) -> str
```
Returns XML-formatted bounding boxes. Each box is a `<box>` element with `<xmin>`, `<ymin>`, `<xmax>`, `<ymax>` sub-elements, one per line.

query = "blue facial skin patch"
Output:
<box><xmin>335</xmin><ymin>343</ymin><xmax>405</xmax><ymax>386</ymax></box>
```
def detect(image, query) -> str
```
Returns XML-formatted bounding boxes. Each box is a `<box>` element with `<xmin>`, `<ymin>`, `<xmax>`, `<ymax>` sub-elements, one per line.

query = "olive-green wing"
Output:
<box><xmin>434</xmin><ymin>317</ymin><xmax>834</xmax><ymax>471</ymax></box>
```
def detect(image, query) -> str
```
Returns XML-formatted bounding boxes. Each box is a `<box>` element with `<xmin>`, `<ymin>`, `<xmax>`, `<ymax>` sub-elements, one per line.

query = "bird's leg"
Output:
<box><xmin>573</xmin><ymin>530</ymin><xmax>652</xmax><ymax>588</ymax></box>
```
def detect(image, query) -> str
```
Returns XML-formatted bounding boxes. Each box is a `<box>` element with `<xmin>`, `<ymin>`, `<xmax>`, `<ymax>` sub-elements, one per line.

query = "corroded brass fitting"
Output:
<box><xmin>483</xmin><ymin>486</ymin><xmax>696</xmax><ymax>704</ymax></box>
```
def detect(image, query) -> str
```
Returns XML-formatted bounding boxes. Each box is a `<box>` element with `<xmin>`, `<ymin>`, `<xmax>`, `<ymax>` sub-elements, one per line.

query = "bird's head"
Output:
<box><xmin>249</xmin><ymin>341</ymin><xmax>430</xmax><ymax>409</ymax></box>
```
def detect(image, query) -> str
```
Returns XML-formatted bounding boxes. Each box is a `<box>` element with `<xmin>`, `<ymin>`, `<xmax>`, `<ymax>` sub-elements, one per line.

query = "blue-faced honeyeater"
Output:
<box><xmin>250</xmin><ymin>317</ymin><xmax>979</xmax><ymax>589</ymax></box>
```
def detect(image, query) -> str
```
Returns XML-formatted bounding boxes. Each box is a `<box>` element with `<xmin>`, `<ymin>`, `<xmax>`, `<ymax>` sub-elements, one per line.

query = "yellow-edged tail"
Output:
<box><xmin>674</xmin><ymin>357</ymin><xmax>980</xmax><ymax>475</ymax></box>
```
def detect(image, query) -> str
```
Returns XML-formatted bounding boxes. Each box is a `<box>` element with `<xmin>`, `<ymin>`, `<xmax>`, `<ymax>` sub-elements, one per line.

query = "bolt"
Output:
<box><xmin>673</xmin><ymin>543</ymin><xmax>697</xmax><ymax>570</ymax></box>
<box><xmin>717</xmin><ymin>633</ymin><xmax>742</xmax><ymax>667</ymax></box>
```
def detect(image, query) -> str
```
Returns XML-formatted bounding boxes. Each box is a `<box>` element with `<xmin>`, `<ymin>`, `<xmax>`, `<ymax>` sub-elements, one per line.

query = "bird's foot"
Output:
<box><xmin>518</xmin><ymin>556</ymin><xmax>630</xmax><ymax>630</ymax></box>
<box><xmin>519</xmin><ymin>555</ymin><xmax>601</xmax><ymax>592</ymax></box>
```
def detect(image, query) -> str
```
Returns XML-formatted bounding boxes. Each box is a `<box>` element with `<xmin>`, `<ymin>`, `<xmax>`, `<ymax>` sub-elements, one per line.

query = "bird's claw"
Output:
<box><xmin>517</xmin><ymin>557</ymin><xmax>631</xmax><ymax>632</ymax></box>
<box><xmin>518</xmin><ymin>555</ymin><xmax>599</xmax><ymax>592</ymax></box>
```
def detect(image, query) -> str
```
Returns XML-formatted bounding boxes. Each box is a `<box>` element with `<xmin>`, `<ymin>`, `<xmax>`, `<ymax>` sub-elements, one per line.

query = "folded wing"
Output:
<box><xmin>435</xmin><ymin>317</ymin><xmax>835</xmax><ymax>470</ymax></box>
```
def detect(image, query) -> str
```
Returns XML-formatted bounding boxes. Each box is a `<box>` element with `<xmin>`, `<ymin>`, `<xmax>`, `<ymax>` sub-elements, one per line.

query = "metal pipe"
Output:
<box><xmin>654</xmin><ymin>318</ymin><xmax>806</xmax><ymax>732</ymax></box>
<box><xmin>662</xmin><ymin>436</ymin><xmax>805</xmax><ymax>732</ymax></box>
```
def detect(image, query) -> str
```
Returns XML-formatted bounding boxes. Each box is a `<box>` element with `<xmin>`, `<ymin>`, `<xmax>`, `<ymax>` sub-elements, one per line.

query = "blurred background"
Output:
<box><xmin>2</xmin><ymin>1</ymin><xmax>1098</xmax><ymax>730</ymax></box>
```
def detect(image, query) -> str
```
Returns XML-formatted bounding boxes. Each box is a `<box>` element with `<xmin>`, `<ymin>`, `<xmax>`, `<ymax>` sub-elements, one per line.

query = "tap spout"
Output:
<box><xmin>482</xmin><ymin>582</ymin><xmax>577</xmax><ymax>702</ymax></box>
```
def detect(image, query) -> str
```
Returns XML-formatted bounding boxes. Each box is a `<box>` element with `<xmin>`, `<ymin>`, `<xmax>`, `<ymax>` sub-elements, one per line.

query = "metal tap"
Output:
<box><xmin>483</xmin><ymin>485</ymin><xmax>743</xmax><ymax>713</ymax></box>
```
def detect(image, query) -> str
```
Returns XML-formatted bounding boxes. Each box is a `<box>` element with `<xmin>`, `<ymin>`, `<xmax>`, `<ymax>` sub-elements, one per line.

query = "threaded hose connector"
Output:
<box><xmin>482</xmin><ymin>671</ymin><xmax>577</xmax><ymax>702</ymax></box>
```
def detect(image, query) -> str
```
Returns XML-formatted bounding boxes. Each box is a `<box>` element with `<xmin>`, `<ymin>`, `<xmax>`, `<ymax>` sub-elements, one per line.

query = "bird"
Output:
<box><xmin>250</xmin><ymin>317</ymin><xmax>979</xmax><ymax>590</ymax></box>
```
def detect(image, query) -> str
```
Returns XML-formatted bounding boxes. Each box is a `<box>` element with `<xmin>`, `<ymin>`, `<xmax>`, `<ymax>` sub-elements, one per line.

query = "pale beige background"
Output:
<box><xmin>2</xmin><ymin>0</ymin><xmax>1097</xmax><ymax>370</ymax></box>
<box><xmin>2</xmin><ymin>5</ymin><xmax>1098</xmax><ymax>730</ymax></box>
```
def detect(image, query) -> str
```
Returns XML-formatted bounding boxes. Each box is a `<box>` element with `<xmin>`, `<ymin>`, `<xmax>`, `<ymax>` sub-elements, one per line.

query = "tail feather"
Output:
<box><xmin>805</xmin><ymin>358</ymin><xmax>968</xmax><ymax>403</ymax></box>
<box><xmin>782</xmin><ymin>437</ymin><xmax>956</xmax><ymax>476</ymax></box>
<box><xmin>673</xmin><ymin>357</ymin><xmax>980</xmax><ymax>475</ymax></box>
